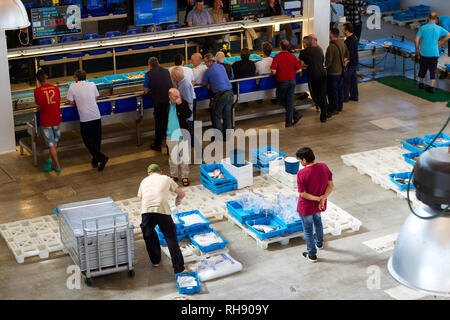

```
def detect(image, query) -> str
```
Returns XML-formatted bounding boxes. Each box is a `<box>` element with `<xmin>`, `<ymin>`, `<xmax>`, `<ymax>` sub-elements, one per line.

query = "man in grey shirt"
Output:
<box><xmin>186</xmin><ymin>0</ymin><xmax>216</xmax><ymax>54</ymax></box>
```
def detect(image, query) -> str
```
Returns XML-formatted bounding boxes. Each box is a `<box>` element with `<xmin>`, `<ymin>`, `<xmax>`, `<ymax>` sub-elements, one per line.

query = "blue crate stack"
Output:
<box><xmin>365</xmin><ymin>0</ymin><xmax>400</xmax><ymax>12</ymax></box>
<box><xmin>199</xmin><ymin>164</ymin><xmax>237</xmax><ymax>194</ymax></box>
<box><xmin>408</xmin><ymin>5</ymin><xmax>431</xmax><ymax>19</ymax></box>
<box><xmin>392</xmin><ymin>10</ymin><xmax>415</xmax><ymax>21</ymax></box>
<box><xmin>251</xmin><ymin>146</ymin><xmax>286</xmax><ymax>173</ymax></box>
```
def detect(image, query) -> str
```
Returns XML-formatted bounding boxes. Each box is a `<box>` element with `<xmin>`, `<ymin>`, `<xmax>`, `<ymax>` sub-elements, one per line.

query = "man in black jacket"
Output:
<box><xmin>161</xmin><ymin>88</ymin><xmax>192</xmax><ymax>186</ymax></box>
<box><xmin>144</xmin><ymin>57</ymin><xmax>174</xmax><ymax>151</ymax></box>
<box><xmin>232</xmin><ymin>47</ymin><xmax>256</xmax><ymax>79</ymax></box>
<box><xmin>343</xmin><ymin>23</ymin><xmax>359</xmax><ymax>102</ymax></box>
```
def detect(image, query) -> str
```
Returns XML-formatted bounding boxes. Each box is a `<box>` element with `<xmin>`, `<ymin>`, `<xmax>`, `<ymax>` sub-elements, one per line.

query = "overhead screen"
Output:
<box><xmin>31</xmin><ymin>5</ymin><xmax>82</xmax><ymax>39</ymax></box>
<box><xmin>282</xmin><ymin>0</ymin><xmax>302</xmax><ymax>15</ymax></box>
<box><xmin>229</xmin><ymin>0</ymin><xmax>268</xmax><ymax>18</ymax></box>
<box><xmin>134</xmin><ymin>0</ymin><xmax>177</xmax><ymax>26</ymax></box>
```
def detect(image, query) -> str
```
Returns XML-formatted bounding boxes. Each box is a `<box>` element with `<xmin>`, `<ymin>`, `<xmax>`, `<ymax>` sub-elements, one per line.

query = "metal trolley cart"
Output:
<box><xmin>57</xmin><ymin>197</ymin><xmax>135</xmax><ymax>286</ymax></box>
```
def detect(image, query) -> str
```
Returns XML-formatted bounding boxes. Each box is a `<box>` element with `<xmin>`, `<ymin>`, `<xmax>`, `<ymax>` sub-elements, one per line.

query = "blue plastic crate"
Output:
<box><xmin>174</xmin><ymin>210</ymin><xmax>210</xmax><ymax>233</ymax></box>
<box><xmin>389</xmin><ymin>172</ymin><xmax>415</xmax><ymax>191</ymax></box>
<box><xmin>251</xmin><ymin>146</ymin><xmax>286</xmax><ymax>165</ymax></box>
<box><xmin>199</xmin><ymin>164</ymin><xmax>237</xmax><ymax>186</ymax></box>
<box><xmin>424</xmin><ymin>133</ymin><xmax>450</xmax><ymax>147</ymax></box>
<box><xmin>124</xmin><ymin>71</ymin><xmax>147</xmax><ymax>84</ymax></box>
<box><xmin>188</xmin><ymin>227</ymin><xmax>228</xmax><ymax>253</ymax></box>
<box><xmin>226</xmin><ymin>200</ymin><xmax>265</xmax><ymax>224</ymax></box>
<box><xmin>400</xmin><ymin>137</ymin><xmax>434</xmax><ymax>153</ymax></box>
<box><xmin>175</xmin><ymin>272</ymin><xmax>201</xmax><ymax>294</ymax></box>
<box><xmin>402</xmin><ymin>151</ymin><xmax>422</xmax><ymax>166</ymax></box>
<box><xmin>245</xmin><ymin>214</ymin><xmax>287</xmax><ymax>240</ymax></box>
<box><xmin>104</xmin><ymin>74</ymin><xmax>130</xmax><ymax>86</ymax></box>
<box><xmin>273</xmin><ymin>214</ymin><xmax>303</xmax><ymax>234</ymax></box>
<box><xmin>392</xmin><ymin>10</ymin><xmax>415</xmax><ymax>21</ymax></box>
<box><xmin>155</xmin><ymin>227</ymin><xmax>186</xmax><ymax>245</ymax></box>
<box><xmin>200</xmin><ymin>176</ymin><xmax>238</xmax><ymax>194</ymax></box>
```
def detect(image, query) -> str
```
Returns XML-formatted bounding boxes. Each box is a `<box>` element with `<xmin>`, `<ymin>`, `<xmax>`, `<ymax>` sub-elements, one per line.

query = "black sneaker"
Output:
<box><xmin>91</xmin><ymin>158</ymin><xmax>98</xmax><ymax>168</ymax></box>
<box><xmin>426</xmin><ymin>86</ymin><xmax>435</xmax><ymax>93</ymax></box>
<box><xmin>418</xmin><ymin>83</ymin><xmax>425</xmax><ymax>89</ymax></box>
<box><xmin>150</xmin><ymin>144</ymin><xmax>162</xmax><ymax>151</ymax></box>
<box><xmin>292</xmin><ymin>114</ymin><xmax>303</xmax><ymax>126</ymax></box>
<box><xmin>349</xmin><ymin>97</ymin><xmax>359</xmax><ymax>102</ymax></box>
<box><xmin>302</xmin><ymin>252</ymin><xmax>317</xmax><ymax>262</ymax></box>
<box><xmin>317</xmin><ymin>243</ymin><xmax>323</xmax><ymax>249</ymax></box>
<box><xmin>98</xmin><ymin>157</ymin><xmax>109</xmax><ymax>171</ymax></box>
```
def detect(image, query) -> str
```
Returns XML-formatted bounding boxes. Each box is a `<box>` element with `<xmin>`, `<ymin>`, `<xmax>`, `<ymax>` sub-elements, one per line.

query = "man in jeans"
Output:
<box><xmin>202</xmin><ymin>53</ymin><xmax>234</xmax><ymax>141</ymax></box>
<box><xmin>34</xmin><ymin>69</ymin><xmax>62</xmax><ymax>172</ymax></box>
<box><xmin>326</xmin><ymin>28</ymin><xmax>349</xmax><ymax>114</ymax></box>
<box><xmin>138</xmin><ymin>163</ymin><xmax>186</xmax><ymax>274</ymax></box>
<box><xmin>296</xmin><ymin>147</ymin><xmax>334</xmax><ymax>262</ymax></box>
<box><xmin>271</xmin><ymin>40</ymin><xmax>303</xmax><ymax>128</ymax></box>
<box><xmin>343</xmin><ymin>23</ymin><xmax>359</xmax><ymax>102</ymax></box>
<box><xmin>67</xmin><ymin>70</ymin><xmax>109</xmax><ymax>171</ymax></box>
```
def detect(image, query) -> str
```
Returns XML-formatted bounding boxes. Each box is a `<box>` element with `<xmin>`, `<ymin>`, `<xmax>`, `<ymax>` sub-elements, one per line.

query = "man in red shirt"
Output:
<box><xmin>271</xmin><ymin>40</ymin><xmax>303</xmax><ymax>128</ymax></box>
<box><xmin>34</xmin><ymin>69</ymin><xmax>62</xmax><ymax>172</ymax></box>
<box><xmin>296</xmin><ymin>147</ymin><xmax>334</xmax><ymax>262</ymax></box>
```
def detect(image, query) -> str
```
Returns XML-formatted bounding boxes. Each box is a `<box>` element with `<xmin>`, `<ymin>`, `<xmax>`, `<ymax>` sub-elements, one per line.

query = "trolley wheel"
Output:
<box><xmin>128</xmin><ymin>270</ymin><xmax>135</xmax><ymax>278</ymax></box>
<box><xmin>85</xmin><ymin>278</ymin><xmax>92</xmax><ymax>287</ymax></box>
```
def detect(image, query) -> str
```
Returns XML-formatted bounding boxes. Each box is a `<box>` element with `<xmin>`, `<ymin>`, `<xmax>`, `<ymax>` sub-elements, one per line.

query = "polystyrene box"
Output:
<box><xmin>222</xmin><ymin>158</ymin><xmax>253</xmax><ymax>189</ymax></box>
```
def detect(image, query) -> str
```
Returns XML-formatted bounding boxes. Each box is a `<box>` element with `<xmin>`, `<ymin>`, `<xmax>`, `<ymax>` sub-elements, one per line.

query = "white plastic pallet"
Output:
<box><xmin>341</xmin><ymin>145</ymin><xmax>421</xmax><ymax>207</ymax></box>
<box><xmin>224</xmin><ymin>211</ymin><xmax>305</xmax><ymax>250</ymax></box>
<box><xmin>161</xmin><ymin>241</ymin><xmax>230</xmax><ymax>263</ymax></box>
<box><xmin>0</xmin><ymin>215</ymin><xmax>63</xmax><ymax>263</ymax></box>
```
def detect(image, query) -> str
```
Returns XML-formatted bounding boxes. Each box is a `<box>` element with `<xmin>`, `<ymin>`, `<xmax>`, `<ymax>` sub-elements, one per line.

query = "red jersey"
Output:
<box><xmin>270</xmin><ymin>51</ymin><xmax>301</xmax><ymax>81</ymax></box>
<box><xmin>297</xmin><ymin>163</ymin><xmax>333</xmax><ymax>216</ymax></box>
<box><xmin>34</xmin><ymin>83</ymin><xmax>61</xmax><ymax>127</ymax></box>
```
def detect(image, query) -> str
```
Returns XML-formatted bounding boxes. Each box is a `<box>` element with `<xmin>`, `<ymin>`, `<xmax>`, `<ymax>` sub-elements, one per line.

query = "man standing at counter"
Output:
<box><xmin>67</xmin><ymin>70</ymin><xmax>109</xmax><ymax>171</ymax></box>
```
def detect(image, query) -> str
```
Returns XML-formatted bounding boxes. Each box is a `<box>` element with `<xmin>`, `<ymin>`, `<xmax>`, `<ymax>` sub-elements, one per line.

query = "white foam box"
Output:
<box><xmin>221</xmin><ymin>158</ymin><xmax>253</xmax><ymax>189</ymax></box>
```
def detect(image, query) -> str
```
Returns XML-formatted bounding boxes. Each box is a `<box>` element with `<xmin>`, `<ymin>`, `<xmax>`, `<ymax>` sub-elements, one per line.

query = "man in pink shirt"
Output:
<box><xmin>296</xmin><ymin>147</ymin><xmax>334</xmax><ymax>262</ymax></box>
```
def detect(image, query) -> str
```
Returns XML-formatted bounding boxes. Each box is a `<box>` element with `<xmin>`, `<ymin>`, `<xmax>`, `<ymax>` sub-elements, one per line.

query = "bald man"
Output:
<box><xmin>308</xmin><ymin>34</ymin><xmax>319</xmax><ymax>48</ymax></box>
<box><xmin>161</xmin><ymin>88</ymin><xmax>192</xmax><ymax>186</ymax></box>
<box><xmin>191</xmin><ymin>53</ymin><xmax>208</xmax><ymax>85</ymax></box>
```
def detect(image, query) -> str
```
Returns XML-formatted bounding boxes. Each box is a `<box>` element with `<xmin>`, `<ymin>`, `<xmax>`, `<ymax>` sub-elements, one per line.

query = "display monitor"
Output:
<box><xmin>229</xmin><ymin>0</ymin><xmax>268</xmax><ymax>18</ymax></box>
<box><xmin>282</xmin><ymin>0</ymin><xmax>302</xmax><ymax>15</ymax></box>
<box><xmin>31</xmin><ymin>5</ymin><xmax>82</xmax><ymax>39</ymax></box>
<box><xmin>134</xmin><ymin>0</ymin><xmax>177</xmax><ymax>26</ymax></box>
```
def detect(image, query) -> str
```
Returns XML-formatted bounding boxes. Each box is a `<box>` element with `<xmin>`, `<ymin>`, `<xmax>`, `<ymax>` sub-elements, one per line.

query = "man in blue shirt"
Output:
<box><xmin>186</xmin><ymin>0</ymin><xmax>216</xmax><ymax>54</ymax></box>
<box><xmin>202</xmin><ymin>53</ymin><xmax>234</xmax><ymax>141</ymax></box>
<box><xmin>415</xmin><ymin>13</ymin><xmax>450</xmax><ymax>93</ymax></box>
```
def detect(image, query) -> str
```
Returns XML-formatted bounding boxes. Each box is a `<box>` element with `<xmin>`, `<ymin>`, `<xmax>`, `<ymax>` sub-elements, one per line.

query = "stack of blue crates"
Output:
<box><xmin>251</xmin><ymin>146</ymin><xmax>286</xmax><ymax>173</ymax></box>
<box><xmin>245</xmin><ymin>214</ymin><xmax>288</xmax><ymax>240</ymax></box>
<box><xmin>226</xmin><ymin>200</ymin><xmax>265</xmax><ymax>224</ymax></box>
<box><xmin>392</xmin><ymin>10</ymin><xmax>415</xmax><ymax>21</ymax></box>
<box><xmin>408</xmin><ymin>5</ymin><xmax>431</xmax><ymax>19</ymax></box>
<box><xmin>366</xmin><ymin>0</ymin><xmax>400</xmax><ymax>12</ymax></box>
<box><xmin>199</xmin><ymin>164</ymin><xmax>237</xmax><ymax>194</ymax></box>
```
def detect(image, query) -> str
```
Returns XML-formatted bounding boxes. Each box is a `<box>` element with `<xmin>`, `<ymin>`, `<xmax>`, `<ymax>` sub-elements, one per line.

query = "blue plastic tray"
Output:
<box><xmin>199</xmin><ymin>164</ymin><xmax>237</xmax><ymax>186</ymax></box>
<box><xmin>245</xmin><ymin>214</ymin><xmax>287</xmax><ymax>240</ymax></box>
<box><xmin>175</xmin><ymin>272</ymin><xmax>201</xmax><ymax>294</ymax></box>
<box><xmin>104</xmin><ymin>74</ymin><xmax>130</xmax><ymax>86</ymax></box>
<box><xmin>273</xmin><ymin>214</ymin><xmax>303</xmax><ymax>234</ymax></box>
<box><xmin>389</xmin><ymin>172</ymin><xmax>415</xmax><ymax>191</ymax></box>
<box><xmin>200</xmin><ymin>176</ymin><xmax>238</xmax><ymax>194</ymax></box>
<box><xmin>174</xmin><ymin>210</ymin><xmax>210</xmax><ymax>233</ymax></box>
<box><xmin>155</xmin><ymin>227</ymin><xmax>186</xmax><ymax>246</ymax></box>
<box><xmin>424</xmin><ymin>133</ymin><xmax>450</xmax><ymax>147</ymax></box>
<box><xmin>188</xmin><ymin>227</ymin><xmax>228</xmax><ymax>253</ymax></box>
<box><xmin>402</xmin><ymin>151</ymin><xmax>422</xmax><ymax>166</ymax></box>
<box><xmin>226</xmin><ymin>200</ymin><xmax>265</xmax><ymax>224</ymax></box>
<box><xmin>251</xmin><ymin>146</ymin><xmax>286</xmax><ymax>165</ymax></box>
<box><xmin>400</xmin><ymin>137</ymin><xmax>434</xmax><ymax>153</ymax></box>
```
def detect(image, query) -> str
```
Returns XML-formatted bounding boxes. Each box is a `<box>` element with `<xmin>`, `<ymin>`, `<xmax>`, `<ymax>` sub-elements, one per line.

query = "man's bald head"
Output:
<box><xmin>191</xmin><ymin>53</ymin><xmax>203</xmax><ymax>66</ymax></box>
<box><xmin>171</xmin><ymin>66</ymin><xmax>184</xmax><ymax>83</ymax></box>
<box><xmin>308</xmin><ymin>34</ymin><xmax>318</xmax><ymax>47</ymax></box>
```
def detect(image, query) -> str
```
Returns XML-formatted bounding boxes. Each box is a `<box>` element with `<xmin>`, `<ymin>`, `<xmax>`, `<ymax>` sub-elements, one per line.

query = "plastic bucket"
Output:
<box><xmin>284</xmin><ymin>157</ymin><xmax>300</xmax><ymax>175</ymax></box>
<box><xmin>229</xmin><ymin>149</ymin><xmax>246</xmax><ymax>167</ymax></box>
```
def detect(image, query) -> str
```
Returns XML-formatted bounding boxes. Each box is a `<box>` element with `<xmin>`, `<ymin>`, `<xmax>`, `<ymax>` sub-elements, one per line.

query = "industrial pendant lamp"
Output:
<box><xmin>0</xmin><ymin>0</ymin><xmax>30</xmax><ymax>30</ymax></box>
<box><xmin>387</xmin><ymin>136</ymin><xmax>450</xmax><ymax>297</ymax></box>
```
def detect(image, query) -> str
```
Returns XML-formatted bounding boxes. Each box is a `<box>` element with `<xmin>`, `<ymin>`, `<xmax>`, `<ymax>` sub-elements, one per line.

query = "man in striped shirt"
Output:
<box><xmin>331</xmin><ymin>0</ymin><xmax>370</xmax><ymax>41</ymax></box>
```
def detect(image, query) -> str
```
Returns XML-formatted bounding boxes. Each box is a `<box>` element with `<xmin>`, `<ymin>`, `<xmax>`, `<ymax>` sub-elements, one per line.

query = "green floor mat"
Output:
<box><xmin>376</xmin><ymin>76</ymin><xmax>450</xmax><ymax>104</ymax></box>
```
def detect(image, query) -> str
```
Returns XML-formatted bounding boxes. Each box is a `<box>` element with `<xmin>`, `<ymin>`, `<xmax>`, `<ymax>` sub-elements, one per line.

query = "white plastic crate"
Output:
<box><xmin>221</xmin><ymin>158</ymin><xmax>253</xmax><ymax>189</ymax></box>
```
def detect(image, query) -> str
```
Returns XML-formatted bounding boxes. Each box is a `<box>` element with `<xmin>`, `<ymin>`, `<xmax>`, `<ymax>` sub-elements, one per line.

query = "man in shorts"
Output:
<box><xmin>34</xmin><ymin>69</ymin><xmax>62</xmax><ymax>172</ymax></box>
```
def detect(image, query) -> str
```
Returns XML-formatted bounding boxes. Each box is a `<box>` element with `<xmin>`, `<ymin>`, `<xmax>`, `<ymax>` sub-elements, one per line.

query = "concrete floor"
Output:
<box><xmin>1</xmin><ymin>79</ymin><xmax>449</xmax><ymax>300</ymax></box>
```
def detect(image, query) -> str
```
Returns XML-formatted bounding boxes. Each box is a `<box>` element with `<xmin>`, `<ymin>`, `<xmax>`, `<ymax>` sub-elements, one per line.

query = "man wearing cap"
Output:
<box><xmin>138</xmin><ymin>164</ymin><xmax>186</xmax><ymax>274</ymax></box>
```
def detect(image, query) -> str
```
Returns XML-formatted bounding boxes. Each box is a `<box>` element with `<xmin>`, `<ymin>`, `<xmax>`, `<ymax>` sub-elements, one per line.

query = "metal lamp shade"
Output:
<box><xmin>387</xmin><ymin>204</ymin><xmax>450</xmax><ymax>297</ymax></box>
<box><xmin>0</xmin><ymin>0</ymin><xmax>30</xmax><ymax>30</ymax></box>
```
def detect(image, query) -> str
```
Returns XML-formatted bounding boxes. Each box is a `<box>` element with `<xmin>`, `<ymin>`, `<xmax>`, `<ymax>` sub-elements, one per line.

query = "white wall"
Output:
<box><xmin>303</xmin><ymin>0</ymin><xmax>331</xmax><ymax>50</ymax></box>
<box><xmin>401</xmin><ymin>0</ymin><xmax>450</xmax><ymax>16</ymax></box>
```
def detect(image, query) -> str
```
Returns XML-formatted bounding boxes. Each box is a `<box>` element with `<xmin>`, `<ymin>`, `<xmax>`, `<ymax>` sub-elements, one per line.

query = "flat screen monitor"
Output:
<box><xmin>229</xmin><ymin>0</ymin><xmax>268</xmax><ymax>18</ymax></box>
<box><xmin>31</xmin><ymin>5</ymin><xmax>82</xmax><ymax>39</ymax></box>
<box><xmin>134</xmin><ymin>0</ymin><xmax>177</xmax><ymax>26</ymax></box>
<box><xmin>282</xmin><ymin>0</ymin><xmax>302</xmax><ymax>15</ymax></box>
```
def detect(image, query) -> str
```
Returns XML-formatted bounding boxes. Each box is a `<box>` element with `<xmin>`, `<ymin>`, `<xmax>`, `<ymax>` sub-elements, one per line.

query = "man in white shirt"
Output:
<box><xmin>67</xmin><ymin>70</ymin><xmax>108</xmax><ymax>171</ymax></box>
<box><xmin>138</xmin><ymin>163</ymin><xmax>186</xmax><ymax>273</ymax></box>
<box><xmin>191</xmin><ymin>52</ymin><xmax>208</xmax><ymax>85</ymax></box>
<box><xmin>255</xmin><ymin>42</ymin><xmax>274</xmax><ymax>75</ymax></box>
<box><xmin>168</xmin><ymin>54</ymin><xmax>196</xmax><ymax>93</ymax></box>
